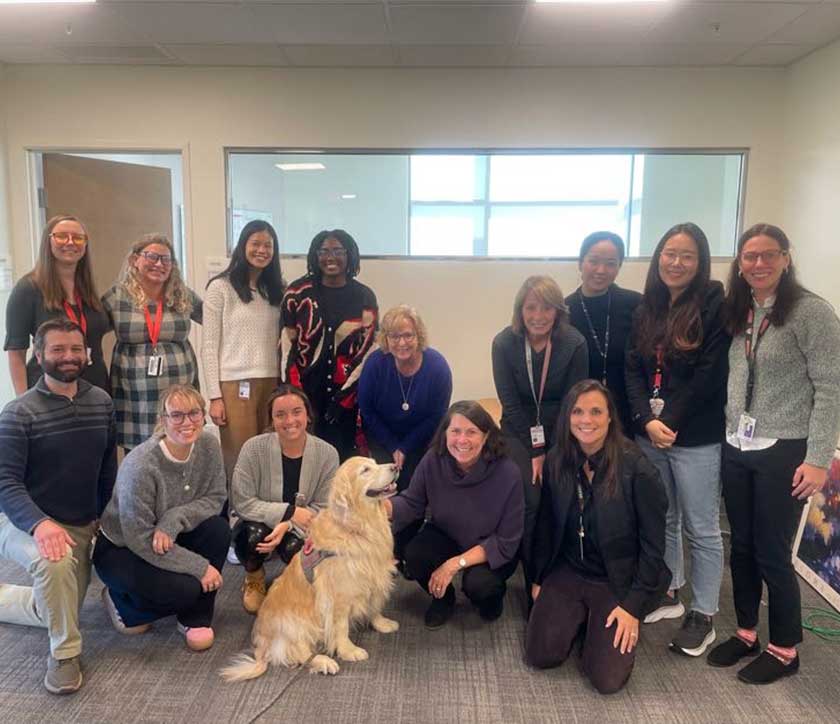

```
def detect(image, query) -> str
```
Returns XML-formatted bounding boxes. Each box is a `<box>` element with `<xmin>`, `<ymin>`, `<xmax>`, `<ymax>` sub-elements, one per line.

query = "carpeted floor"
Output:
<box><xmin>1</xmin><ymin>545</ymin><xmax>838</xmax><ymax>723</ymax></box>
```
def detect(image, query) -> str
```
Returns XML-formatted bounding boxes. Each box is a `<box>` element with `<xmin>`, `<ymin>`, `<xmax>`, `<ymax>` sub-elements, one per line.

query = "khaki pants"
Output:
<box><xmin>219</xmin><ymin>377</ymin><xmax>277</xmax><ymax>482</ymax></box>
<box><xmin>0</xmin><ymin>513</ymin><xmax>96</xmax><ymax>659</ymax></box>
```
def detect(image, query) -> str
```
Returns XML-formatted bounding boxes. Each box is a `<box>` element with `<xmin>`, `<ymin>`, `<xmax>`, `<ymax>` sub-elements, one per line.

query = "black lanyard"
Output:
<box><xmin>575</xmin><ymin>468</ymin><xmax>589</xmax><ymax>561</ymax></box>
<box><xmin>578</xmin><ymin>292</ymin><xmax>610</xmax><ymax>386</ymax></box>
<box><xmin>525</xmin><ymin>338</ymin><xmax>552</xmax><ymax>426</ymax></box>
<box><xmin>744</xmin><ymin>306</ymin><xmax>771</xmax><ymax>413</ymax></box>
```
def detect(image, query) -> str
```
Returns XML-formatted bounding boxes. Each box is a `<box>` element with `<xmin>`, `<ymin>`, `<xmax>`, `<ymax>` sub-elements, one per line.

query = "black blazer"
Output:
<box><xmin>530</xmin><ymin>441</ymin><xmax>670</xmax><ymax>619</ymax></box>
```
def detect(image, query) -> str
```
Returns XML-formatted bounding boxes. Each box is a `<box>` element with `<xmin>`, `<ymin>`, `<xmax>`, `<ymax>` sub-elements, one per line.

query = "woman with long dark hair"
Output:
<box><xmin>707</xmin><ymin>224</ymin><xmax>840</xmax><ymax>684</ymax></box>
<box><xmin>5</xmin><ymin>215</ymin><xmax>110</xmax><ymax>394</ymax></box>
<box><xmin>280</xmin><ymin>229</ymin><xmax>378</xmax><ymax>461</ymax></box>
<box><xmin>526</xmin><ymin>380</ymin><xmax>668</xmax><ymax>694</ymax></box>
<box><xmin>203</xmin><ymin>220</ymin><xmax>285</xmax><ymax>480</ymax></box>
<box><xmin>625</xmin><ymin>222</ymin><xmax>729</xmax><ymax>657</ymax></box>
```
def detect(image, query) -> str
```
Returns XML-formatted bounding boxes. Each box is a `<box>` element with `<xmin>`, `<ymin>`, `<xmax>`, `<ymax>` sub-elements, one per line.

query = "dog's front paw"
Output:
<box><xmin>371</xmin><ymin>615</ymin><xmax>399</xmax><ymax>634</ymax></box>
<box><xmin>337</xmin><ymin>644</ymin><xmax>369</xmax><ymax>662</ymax></box>
<box><xmin>309</xmin><ymin>655</ymin><xmax>340</xmax><ymax>675</ymax></box>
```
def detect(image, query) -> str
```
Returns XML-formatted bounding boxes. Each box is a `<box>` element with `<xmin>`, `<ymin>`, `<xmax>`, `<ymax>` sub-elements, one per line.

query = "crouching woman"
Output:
<box><xmin>525</xmin><ymin>380</ymin><xmax>669</xmax><ymax>693</ymax></box>
<box><xmin>94</xmin><ymin>384</ymin><xmax>229</xmax><ymax>651</ymax></box>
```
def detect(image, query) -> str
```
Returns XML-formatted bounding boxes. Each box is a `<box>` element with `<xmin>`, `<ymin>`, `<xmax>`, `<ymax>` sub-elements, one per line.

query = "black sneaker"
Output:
<box><xmin>424</xmin><ymin>596</ymin><xmax>455</xmax><ymax>630</ymax></box>
<box><xmin>737</xmin><ymin>651</ymin><xmax>799</xmax><ymax>685</ymax></box>
<box><xmin>643</xmin><ymin>591</ymin><xmax>685</xmax><ymax>624</ymax></box>
<box><xmin>478</xmin><ymin>597</ymin><xmax>504</xmax><ymax>622</ymax></box>
<box><xmin>707</xmin><ymin>635</ymin><xmax>761</xmax><ymax>667</ymax></box>
<box><xmin>670</xmin><ymin>611</ymin><xmax>716</xmax><ymax>657</ymax></box>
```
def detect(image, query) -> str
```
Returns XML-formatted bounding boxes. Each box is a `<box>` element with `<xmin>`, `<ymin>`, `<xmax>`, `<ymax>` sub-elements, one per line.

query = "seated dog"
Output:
<box><xmin>221</xmin><ymin>457</ymin><xmax>400</xmax><ymax>679</ymax></box>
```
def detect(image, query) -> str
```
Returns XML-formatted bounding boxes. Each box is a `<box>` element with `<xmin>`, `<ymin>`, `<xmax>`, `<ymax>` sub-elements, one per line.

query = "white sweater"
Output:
<box><xmin>201</xmin><ymin>277</ymin><xmax>282</xmax><ymax>399</ymax></box>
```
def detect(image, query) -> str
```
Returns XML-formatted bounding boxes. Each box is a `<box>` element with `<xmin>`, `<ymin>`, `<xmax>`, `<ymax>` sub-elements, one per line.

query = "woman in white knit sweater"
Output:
<box><xmin>230</xmin><ymin>384</ymin><xmax>339</xmax><ymax>613</ymax></box>
<box><xmin>202</xmin><ymin>220</ymin><xmax>285</xmax><ymax>481</ymax></box>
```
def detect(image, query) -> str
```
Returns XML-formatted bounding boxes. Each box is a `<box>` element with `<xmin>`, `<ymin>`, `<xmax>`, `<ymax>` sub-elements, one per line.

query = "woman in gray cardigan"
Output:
<box><xmin>230</xmin><ymin>384</ymin><xmax>339</xmax><ymax>614</ymax></box>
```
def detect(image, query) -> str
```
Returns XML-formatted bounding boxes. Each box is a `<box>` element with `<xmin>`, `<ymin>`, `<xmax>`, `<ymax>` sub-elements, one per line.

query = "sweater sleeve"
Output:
<box><xmin>116</xmin><ymin>457</ymin><xmax>209</xmax><ymax>580</ymax></box>
<box><xmin>201</xmin><ymin>279</ymin><xmax>225</xmax><ymax>399</ymax></box>
<box><xmin>3</xmin><ymin>277</ymin><xmax>37</xmax><ymax>351</ymax></box>
<box><xmin>619</xmin><ymin>453</ymin><xmax>670</xmax><ymax>619</ymax></box>
<box><xmin>189</xmin><ymin>288</ymin><xmax>203</xmax><ymax>325</ymax></box>
<box><xmin>529</xmin><ymin>469</ymin><xmax>556</xmax><ymax>585</ymax></box>
<box><xmin>0</xmin><ymin>404</ymin><xmax>47</xmax><ymax>533</ymax></box>
<box><xmin>358</xmin><ymin>353</ymin><xmax>401</xmax><ymax>453</ymax></box>
<box><xmin>492</xmin><ymin>330</ymin><xmax>532</xmax><ymax>449</ymax></box>
<box><xmin>97</xmin><ymin>406</ymin><xmax>119</xmax><ymax>516</ymax></box>
<box><xmin>478</xmin><ymin>461</ymin><xmax>524</xmax><ymax>569</ymax></box>
<box><xmin>796</xmin><ymin>298</ymin><xmax>840</xmax><ymax>467</ymax></box>
<box><xmin>398</xmin><ymin>353</ymin><xmax>453</xmax><ymax>454</ymax></box>
<box><xmin>390</xmin><ymin>454</ymin><xmax>430</xmax><ymax>532</ymax></box>
<box><xmin>229</xmin><ymin>437</ymin><xmax>289</xmax><ymax>527</ymax></box>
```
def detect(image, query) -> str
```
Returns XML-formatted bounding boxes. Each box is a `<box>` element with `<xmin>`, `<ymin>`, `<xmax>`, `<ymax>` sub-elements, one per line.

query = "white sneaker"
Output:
<box><xmin>226</xmin><ymin>545</ymin><xmax>241</xmax><ymax>565</ymax></box>
<box><xmin>643</xmin><ymin>592</ymin><xmax>685</xmax><ymax>624</ymax></box>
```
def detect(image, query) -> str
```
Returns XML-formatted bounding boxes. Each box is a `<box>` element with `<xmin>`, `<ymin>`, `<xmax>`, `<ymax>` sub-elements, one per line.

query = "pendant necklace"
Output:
<box><xmin>397</xmin><ymin>367</ymin><xmax>415</xmax><ymax>411</ymax></box>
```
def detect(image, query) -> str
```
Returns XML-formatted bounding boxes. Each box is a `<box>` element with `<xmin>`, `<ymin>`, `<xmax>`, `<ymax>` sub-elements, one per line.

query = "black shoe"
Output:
<box><xmin>737</xmin><ymin>651</ymin><xmax>799</xmax><ymax>685</ymax></box>
<box><xmin>478</xmin><ymin>598</ymin><xmax>504</xmax><ymax>622</ymax></box>
<box><xmin>424</xmin><ymin>596</ymin><xmax>455</xmax><ymax>630</ymax></box>
<box><xmin>670</xmin><ymin>611</ymin><xmax>716</xmax><ymax>657</ymax></box>
<box><xmin>643</xmin><ymin>591</ymin><xmax>685</xmax><ymax>624</ymax></box>
<box><xmin>707</xmin><ymin>635</ymin><xmax>761</xmax><ymax>667</ymax></box>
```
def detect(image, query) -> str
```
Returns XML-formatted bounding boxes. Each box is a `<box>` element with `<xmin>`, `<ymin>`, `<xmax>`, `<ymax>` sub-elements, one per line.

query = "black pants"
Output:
<box><xmin>367</xmin><ymin>436</ymin><xmax>424</xmax><ymax>561</ymax></box>
<box><xmin>402</xmin><ymin>523</ymin><xmax>517</xmax><ymax>611</ymax></box>
<box><xmin>232</xmin><ymin>519</ymin><xmax>304</xmax><ymax>572</ymax></box>
<box><xmin>93</xmin><ymin>516</ymin><xmax>230</xmax><ymax>628</ymax></box>
<box><xmin>526</xmin><ymin>564</ymin><xmax>635</xmax><ymax>695</ymax></box>
<box><xmin>722</xmin><ymin>439</ymin><xmax>807</xmax><ymax>647</ymax></box>
<box><xmin>315</xmin><ymin>411</ymin><xmax>358</xmax><ymax>462</ymax></box>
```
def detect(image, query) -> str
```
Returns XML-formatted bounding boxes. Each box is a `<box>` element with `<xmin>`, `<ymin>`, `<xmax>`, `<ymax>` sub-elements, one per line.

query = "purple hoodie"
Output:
<box><xmin>391</xmin><ymin>449</ymin><xmax>524</xmax><ymax>569</ymax></box>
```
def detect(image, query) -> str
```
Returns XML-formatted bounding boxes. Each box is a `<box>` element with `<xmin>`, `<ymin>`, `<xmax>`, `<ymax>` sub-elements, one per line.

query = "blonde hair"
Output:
<box><xmin>153</xmin><ymin>384</ymin><xmax>206</xmax><ymax>435</ymax></box>
<box><xmin>118</xmin><ymin>234</ymin><xmax>193</xmax><ymax>315</ymax></box>
<box><xmin>511</xmin><ymin>275</ymin><xmax>568</xmax><ymax>335</ymax></box>
<box><xmin>377</xmin><ymin>304</ymin><xmax>428</xmax><ymax>352</ymax></box>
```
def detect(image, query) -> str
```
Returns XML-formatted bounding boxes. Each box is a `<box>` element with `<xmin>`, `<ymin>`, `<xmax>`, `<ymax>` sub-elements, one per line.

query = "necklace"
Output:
<box><xmin>579</xmin><ymin>291</ymin><xmax>611</xmax><ymax>386</ymax></box>
<box><xmin>397</xmin><ymin>367</ymin><xmax>415</xmax><ymax>411</ymax></box>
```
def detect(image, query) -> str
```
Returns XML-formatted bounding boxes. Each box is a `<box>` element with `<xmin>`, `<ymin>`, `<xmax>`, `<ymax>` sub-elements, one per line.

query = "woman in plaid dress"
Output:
<box><xmin>103</xmin><ymin>234</ymin><xmax>202</xmax><ymax>450</ymax></box>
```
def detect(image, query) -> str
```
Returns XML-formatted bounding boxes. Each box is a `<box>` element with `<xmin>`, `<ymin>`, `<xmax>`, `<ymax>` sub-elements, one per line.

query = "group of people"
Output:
<box><xmin>1</xmin><ymin>216</ymin><xmax>838</xmax><ymax>698</ymax></box>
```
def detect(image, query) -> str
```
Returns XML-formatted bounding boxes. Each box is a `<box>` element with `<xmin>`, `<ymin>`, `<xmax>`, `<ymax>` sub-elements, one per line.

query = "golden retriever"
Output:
<box><xmin>220</xmin><ymin>457</ymin><xmax>400</xmax><ymax>679</ymax></box>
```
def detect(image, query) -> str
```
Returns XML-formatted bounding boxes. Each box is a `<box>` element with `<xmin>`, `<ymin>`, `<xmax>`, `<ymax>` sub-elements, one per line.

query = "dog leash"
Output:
<box><xmin>245</xmin><ymin>654</ymin><xmax>316</xmax><ymax>724</ymax></box>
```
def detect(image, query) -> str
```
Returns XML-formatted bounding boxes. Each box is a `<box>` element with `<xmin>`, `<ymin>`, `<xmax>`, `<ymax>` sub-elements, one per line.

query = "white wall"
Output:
<box><xmin>1</xmin><ymin>64</ymin><xmax>788</xmax><ymax>402</ymax></box>
<box><xmin>784</xmin><ymin>39</ymin><xmax>840</xmax><ymax>312</ymax></box>
<box><xmin>0</xmin><ymin>64</ymin><xmax>15</xmax><ymax>405</ymax></box>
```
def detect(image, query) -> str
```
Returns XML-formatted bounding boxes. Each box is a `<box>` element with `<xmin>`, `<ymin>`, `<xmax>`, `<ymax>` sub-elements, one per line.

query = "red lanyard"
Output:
<box><xmin>143</xmin><ymin>301</ymin><xmax>164</xmax><ymax>348</ymax></box>
<box><xmin>63</xmin><ymin>294</ymin><xmax>87</xmax><ymax>336</ymax></box>
<box><xmin>651</xmin><ymin>345</ymin><xmax>664</xmax><ymax>397</ymax></box>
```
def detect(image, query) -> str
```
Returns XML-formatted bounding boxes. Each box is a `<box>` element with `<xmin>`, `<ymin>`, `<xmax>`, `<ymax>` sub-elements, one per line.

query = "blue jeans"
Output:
<box><xmin>636</xmin><ymin>437</ymin><xmax>723</xmax><ymax>616</ymax></box>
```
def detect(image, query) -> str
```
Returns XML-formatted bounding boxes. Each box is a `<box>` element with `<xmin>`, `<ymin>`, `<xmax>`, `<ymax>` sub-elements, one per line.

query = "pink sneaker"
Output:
<box><xmin>176</xmin><ymin>622</ymin><xmax>214</xmax><ymax>651</ymax></box>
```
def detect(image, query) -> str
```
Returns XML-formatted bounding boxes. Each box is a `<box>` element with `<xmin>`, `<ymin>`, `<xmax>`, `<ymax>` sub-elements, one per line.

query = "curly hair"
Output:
<box><xmin>118</xmin><ymin>233</ymin><xmax>193</xmax><ymax>315</ymax></box>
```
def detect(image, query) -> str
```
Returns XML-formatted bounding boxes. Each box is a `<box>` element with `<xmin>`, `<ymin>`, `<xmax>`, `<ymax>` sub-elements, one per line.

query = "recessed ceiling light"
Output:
<box><xmin>341</xmin><ymin>194</ymin><xmax>357</xmax><ymax>200</ymax></box>
<box><xmin>274</xmin><ymin>163</ymin><xmax>326</xmax><ymax>171</ymax></box>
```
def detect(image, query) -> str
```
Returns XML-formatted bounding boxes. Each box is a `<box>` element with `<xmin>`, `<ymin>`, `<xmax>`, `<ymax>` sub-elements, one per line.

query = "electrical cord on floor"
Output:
<box><xmin>246</xmin><ymin>654</ymin><xmax>316</xmax><ymax>724</ymax></box>
<box><xmin>802</xmin><ymin>606</ymin><xmax>840</xmax><ymax>641</ymax></box>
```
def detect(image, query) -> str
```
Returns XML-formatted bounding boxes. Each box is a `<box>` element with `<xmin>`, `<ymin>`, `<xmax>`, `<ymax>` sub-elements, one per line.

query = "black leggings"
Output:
<box><xmin>232</xmin><ymin>519</ymin><xmax>304</xmax><ymax>572</ymax></box>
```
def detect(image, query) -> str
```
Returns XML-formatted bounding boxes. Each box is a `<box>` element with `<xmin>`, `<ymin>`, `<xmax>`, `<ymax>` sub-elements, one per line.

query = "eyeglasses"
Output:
<box><xmin>51</xmin><ymin>232</ymin><xmax>88</xmax><ymax>246</ymax></box>
<box><xmin>163</xmin><ymin>409</ymin><xmax>204</xmax><ymax>424</ymax></box>
<box><xmin>661</xmin><ymin>250</ymin><xmax>698</xmax><ymax>265</ymax></box>
<box><xmin>740</xmin><ymin>249</ymin><xmax>787</xmax><ymax>265</ymax></box>
<box><xmin>387</xmin><ymin>332</ymin><xmax>417</xmax><ymax>343</ymax></box>
<box><xmin>317</xmin><ymin>247</ymin><xmax>347</xmax><ymax>259</ymax></box>
<box><xmin>139</xmin><ymin>251</ymin><xmax>173</xmax><ymax>266</ymax></box>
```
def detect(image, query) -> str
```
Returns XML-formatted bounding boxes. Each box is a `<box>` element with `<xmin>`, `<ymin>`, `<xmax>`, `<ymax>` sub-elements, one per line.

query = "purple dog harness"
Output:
<box><xmin>300</xmin><ymin>538</ymin><xmax>336</xmax><ymax>584</ymax></box>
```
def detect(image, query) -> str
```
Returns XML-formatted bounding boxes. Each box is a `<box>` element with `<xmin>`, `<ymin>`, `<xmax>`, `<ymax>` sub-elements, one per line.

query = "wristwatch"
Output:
<box><xmin>458</xmin><ymin>557</ymin><xmax>467</xmax><ymax>570</ymax></box>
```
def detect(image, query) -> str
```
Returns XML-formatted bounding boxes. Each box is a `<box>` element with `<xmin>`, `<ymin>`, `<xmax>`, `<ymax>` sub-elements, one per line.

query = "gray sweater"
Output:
<box><xmin>230</xmin><ymin>432</ymin><xmax>339</xmax><ymax>527</ymax></box>
<box><xmin>99</xmin><ymin>431</ymin><xmax>226</xmax><ymax>580</ymax></box>
<box><xmin>726</xmin><ymin>293</ymin><xmax>840</xmax><ymax>468</ymax></box>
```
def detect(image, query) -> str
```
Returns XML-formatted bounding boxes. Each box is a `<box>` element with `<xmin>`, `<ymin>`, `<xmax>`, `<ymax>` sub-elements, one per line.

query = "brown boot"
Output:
<box><xmin>242</xmin><ymin>568</ymin><xmax>266</xmax><ymax>614</ymax></box>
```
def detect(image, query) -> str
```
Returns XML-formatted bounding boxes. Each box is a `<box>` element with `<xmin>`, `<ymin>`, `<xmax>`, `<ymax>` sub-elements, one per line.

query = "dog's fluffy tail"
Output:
<box><xmin>219</xmin><ymin>652</ymin><xmax>269</xmax><ymax>682</ymax></box>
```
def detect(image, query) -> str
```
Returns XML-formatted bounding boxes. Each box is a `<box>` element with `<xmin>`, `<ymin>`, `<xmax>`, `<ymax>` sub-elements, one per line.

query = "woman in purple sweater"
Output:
<box><xmin>385</xmin><ymin>401</ymin><xmax>524</xmax><ymax>630</ymax></box>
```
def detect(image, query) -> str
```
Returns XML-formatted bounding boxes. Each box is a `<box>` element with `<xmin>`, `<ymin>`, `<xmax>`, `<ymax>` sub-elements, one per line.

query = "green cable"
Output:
<box><xmin>802</xmin><ymin>606</ymin><xmax>840</xmax><ymax>641</ymax></box>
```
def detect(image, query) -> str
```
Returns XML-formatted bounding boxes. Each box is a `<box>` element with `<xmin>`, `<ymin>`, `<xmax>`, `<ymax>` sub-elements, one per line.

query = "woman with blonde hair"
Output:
<box><xmin>5</xmin><ymin>215</ymin><xmax>110</xmax><ymax>394</ymax></box>
<box><xmin>102</xmin><ymin>234</ymin><xmax>202</xmax><ymax>449</ymax></box>
<box><xmin>492</xmin><ymin>275</ymin><xmax>587</xmax><ymax>601</ymax></box>
<box><xmin>94</xmin><ymin>384</ymin><xmax>229</xmax><ymax>652</ymax></box>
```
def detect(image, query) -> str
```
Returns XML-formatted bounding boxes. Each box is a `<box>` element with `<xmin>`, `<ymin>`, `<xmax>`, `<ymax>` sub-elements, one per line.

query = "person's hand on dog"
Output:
<box><xmin>392</xmin><ymin>450</ymin><xmax>405</xmax><ymax>470</ymax></box>
<box><xmin>291</xmin><ymin>506</ymin><xmax>315</xmax><ymax>531</ymax></box>
<box><xmin>382</xmin><ymin>498</ymin><xmax>393</xmax><ymax>519</ymax></box>
<box><xmin>152</xmin><ymin>529</ymin><xmax>174</xmax><ymax>555</ymax></box>
<box><xmin>201</xmin><ymin>564</ymin><xmax>223</xmax><ymax>593</ymax></box>
<box><xmin>256</xmin><ymin>521</ymin><xmax>291</xmax><ymax>554</ymax></box>
<box><xmin>428</xmin><ymin>560</ymin><xmax>458</xmax><ymax>598</ymax></box>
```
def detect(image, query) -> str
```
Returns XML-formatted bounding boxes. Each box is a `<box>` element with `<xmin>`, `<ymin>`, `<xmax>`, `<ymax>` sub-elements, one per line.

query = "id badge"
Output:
<box><xmin>649</xmin><ymin>397</ymin><xmax>665</xmax><ymax>418</ymax></box>
<box><xmin>238</xmin><ymin>381</ymin><xmax>251</xmax><ymax>400</ymax></box>
<box><xmin>737</xmin><ymin>413</ymin><xmax>757</xmax><ymax>442</ymax></box>
<box><xmin>147</xmin><ymin>355</ymin><xmax>163</xmax><ymax>377</ymax></box>
<box><xmin>530</xmin><ymin>424</ymin><xmax>546</xmax><ymax>448</ymax></box>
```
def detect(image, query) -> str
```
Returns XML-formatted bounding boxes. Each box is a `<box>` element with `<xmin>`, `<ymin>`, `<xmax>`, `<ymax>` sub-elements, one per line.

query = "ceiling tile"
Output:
<box><xmin>0</xmin><ymin>3</ymin><xmax>149</xmax><ymax>44</ymax></box>
<box><xmin>107</xmin><ymin>2</ymin><xmax>275</xmax><ymax>44</ymax></box>
<box><xmin>389</xmin><ymin>4</ymin><xmax>524</xmax><ymax>44</ymax></box>
<box><xmin>398</xmin><ymin>44</ymin><xmax>510</xmax><ymax>66</ymax></box>
<box><xmin>511</xmin><ymin>42</ymin><xmax>747</xmax><ymax>67</ymax></box>
<box><xmin>519</xmin><ymin>3</ymin><xmax>673</xmax><ymax>45</ymax></box>
<box><xmin>767</xmin><ymin>3</ymin><xmax>840</xmax><ymax>44</ymax></box>
<box><xmin>648</xmin><ymin>2</ymin><xmax>809</xmax><ymax>44</ymax></box>
<box><xmin>248</xmin><ymin>3</ymin><xmax>388</xmax><ymax>44</ymax></box>
<box><xmin>164</xmin><ymin>44</ymin><xmax>291</xmax><ymax>66</ymax></box>
<box><xmin>732</xmin><ymin>42</ymin><xmax>817</xmax><ymax>65</ymax></box>
<box><xmin>0</xmin><ymin>44</ymin><xmax>69</xmax><ymax>64</ymax></box>
<box><xmin>283</xmin><ymin>44</ymin><xmax>395</xmax><ymax>66</ymax></box>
